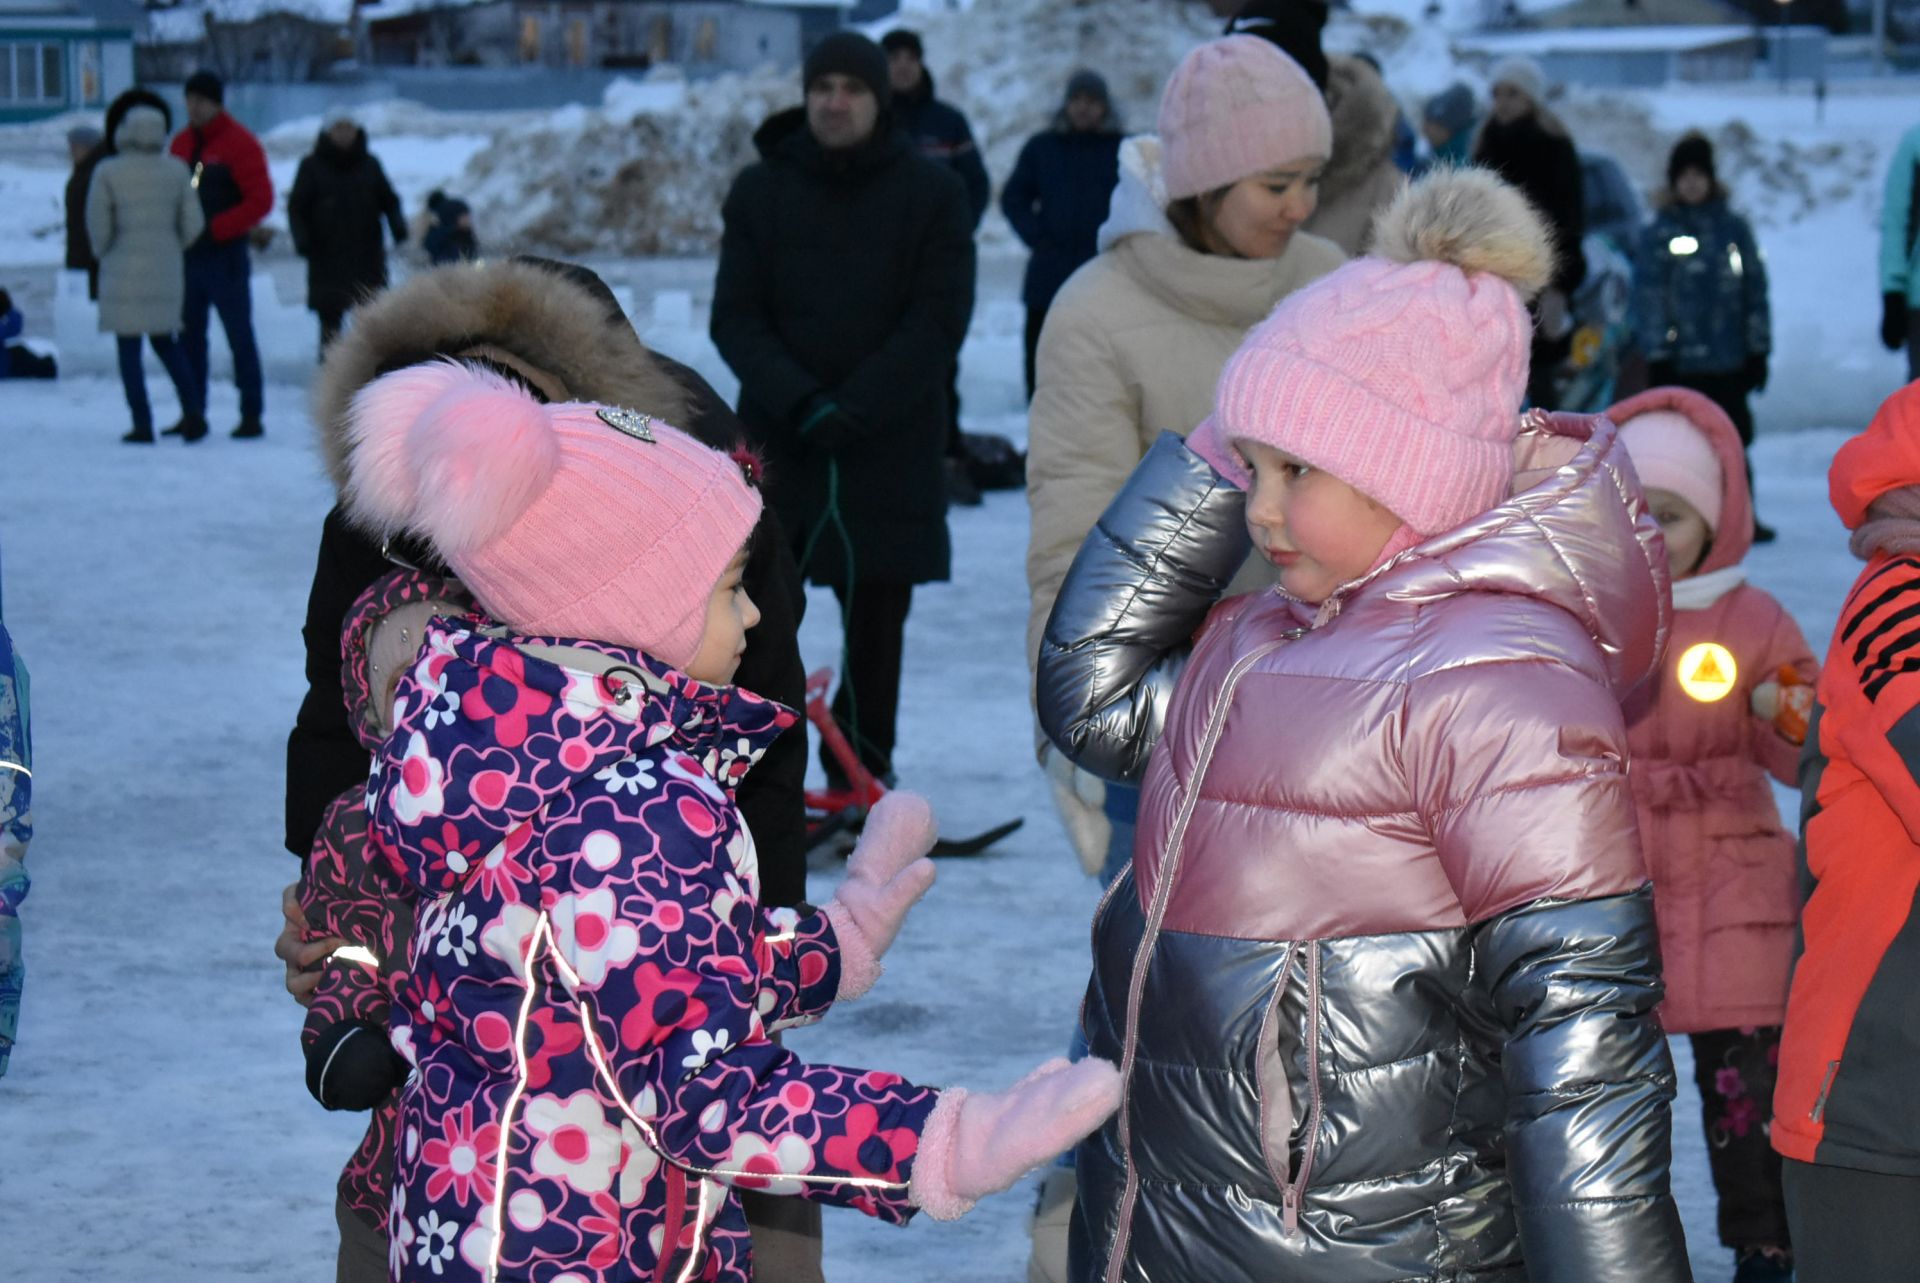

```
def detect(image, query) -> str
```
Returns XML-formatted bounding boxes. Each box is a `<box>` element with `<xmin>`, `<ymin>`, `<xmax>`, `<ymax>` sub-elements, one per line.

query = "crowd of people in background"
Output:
<box><xmin>15</xmin><ymin>3</ymin><xmax>1920</xmax><ymax>1282</ymax></box>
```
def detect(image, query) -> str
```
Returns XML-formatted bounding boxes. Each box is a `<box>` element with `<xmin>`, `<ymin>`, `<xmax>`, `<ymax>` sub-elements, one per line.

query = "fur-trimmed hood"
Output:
<box><xmin>310</xmin><ymin>258</ymin><xmax>694</xmax><ymax>495</ymax></box>
<box><xmin>1319</xmin><ymin>54</ymin><xmax>1399</xmax><ymax>206</ymax></box>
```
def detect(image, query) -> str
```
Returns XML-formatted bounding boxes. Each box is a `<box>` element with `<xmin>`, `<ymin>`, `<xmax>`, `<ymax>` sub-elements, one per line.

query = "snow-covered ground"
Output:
<box><xmin>0</xmin><ymin>290</ymin><xmax>1880</xmax><ymax>1281</ymax></box>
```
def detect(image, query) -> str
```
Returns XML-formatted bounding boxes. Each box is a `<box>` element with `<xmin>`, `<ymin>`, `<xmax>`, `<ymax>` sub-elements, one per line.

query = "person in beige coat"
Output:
<box><xmin>1020</xmin><ymin>35</ymin><xmax>1343</xmax><ymax>1281</ymax></box>
<box><xmin>85</xmin><ymin>99</ymin><xmax>205</xmax><ymax>444</ymax></box>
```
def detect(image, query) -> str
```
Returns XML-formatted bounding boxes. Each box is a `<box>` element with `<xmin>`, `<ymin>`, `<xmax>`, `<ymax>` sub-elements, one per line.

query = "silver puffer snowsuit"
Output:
<box><xmin>1037</xmin><ymin>418</ymin><xmax>1691</xmax><ymax>1282</ymax></box>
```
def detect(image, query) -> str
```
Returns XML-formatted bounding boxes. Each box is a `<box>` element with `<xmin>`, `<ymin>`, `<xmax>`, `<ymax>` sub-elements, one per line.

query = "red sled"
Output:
<box><xmin>800</xmin><ymin>667</ymin><xmax>1023</xmax><ymax>857</ymax></box>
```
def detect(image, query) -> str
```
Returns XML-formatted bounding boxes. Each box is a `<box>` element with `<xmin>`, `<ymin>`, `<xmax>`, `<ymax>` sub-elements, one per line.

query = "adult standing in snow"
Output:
<box><xmin>170</xmin><ymin>70</ymin><xmax>272</xmax><ymax>439</ymax></box>
<box><xmin>1223</xmin><ymin>0</ymin><xmax>1405</xmax><ymax>254</ymax></box>
<box><xmin>1878</xmin><ymin>120</ymin><xmax>1920</xmax><ymax>379</ymax></box>
<box><xmin>1000</xmin><ymin>69</ymin><xmax>1124</xmax><ymax>400</ymax></box>
<box><xmin>1634</xmin><ymin>133</ymin><xmax>1776</xmax><ymax>542</ymax></box>
<box><xmin>1020</xmin><ymin>35</ymin><xmax>1344</xmax><ymax>1279</ymax></box>
<box><xmin>288</xmin><ymin>108</ymin><xmax>407</xmax><ymax>354</ymax></box>
<box><xmin>0</xmin><ymin>543</ymin><xmax>28</xmax><ymax>1080</ymax></box>
<box><xmin>64</xmin><ymin>124</ymin><xmax>103</xmax><ymax>300</ymax></box>
<box><xmin>277</xmin><ymin>256</ymin><xmax>823</xmax><ymax>1282</ymax></box>
<box><xmin>86</xmin><ymin>99</ymin><xmax>206</xmax><ymax>444</ymax></box>
<box><xmin>1472</xmin><ymin>55</ymin><xmax>1585</xmax><ymax>408</ymax></box>
<box><xmin>882</xmin><ymin>28</ymin><xmax>990</xmax><ymax>228</ymax></box>
<box><xmin>712</xmin><ymin>31</ymin><xmax>974</xmax><ymax>792</ymax></box>
<box><xmin>1420</xmin><ymin>82</ymin><xmax>1479</xmax><ymax>169</ymax></box>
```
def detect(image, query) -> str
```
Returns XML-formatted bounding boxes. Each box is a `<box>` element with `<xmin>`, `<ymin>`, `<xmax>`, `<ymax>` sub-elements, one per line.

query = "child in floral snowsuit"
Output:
<box><xmin>339</xmin><ymin>360</ymin><xmax>1121</xmax><ymax>1283</ymax></box>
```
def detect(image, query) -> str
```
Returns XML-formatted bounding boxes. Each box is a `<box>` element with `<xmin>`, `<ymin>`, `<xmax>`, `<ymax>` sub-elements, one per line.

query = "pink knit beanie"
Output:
<box><xmin>1618</xmin><ymin>409</ymin><xmax>1724</xmax><ymax>533</ymax></box>
<box><xmin>342</xmin><ymin>360</ymin><xmax>762</xmax><ymax>670</ymax></box>
<box><xmin>1159</xmin><ymin>35</ymin><xmax>1333</xmax><ymax>201</ymax></box>
<box><xmin>1211</xmin><ymin>167</ymin><xmax>1554</xmax><ymax>535</ymax></box>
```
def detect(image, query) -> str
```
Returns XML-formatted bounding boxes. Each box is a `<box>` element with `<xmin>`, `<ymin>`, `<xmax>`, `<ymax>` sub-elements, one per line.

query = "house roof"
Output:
<box><xmin>144</xmin><ymin>0</ymin><xmax>352</xmax><ymax>41</ymax></box>
<box><xmin>1456</xmin><ymin>24</ymin><xmax>1765</xmax><ymax>56</ymax></box>
<box><xmin>0</xmin><ymin>0</ymin><xmax>143</xmax><ymax>26</ymax></box>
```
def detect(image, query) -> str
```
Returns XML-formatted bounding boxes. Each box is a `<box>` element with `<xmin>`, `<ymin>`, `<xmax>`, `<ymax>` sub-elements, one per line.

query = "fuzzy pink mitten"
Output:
<box><xmin>822</xmin><ymin>791</ymin><xmax>938</xmax><ymax>999</ymax></box>
<box><xmin>909</xmin><ymin>1057</ymin><xmax>1124</xmax><ymax>1221</ymax></box>
<box><xmin>1184</xmin><ymin>414</ymin><xmax>1252</xmax><ymax>490</ymax></box>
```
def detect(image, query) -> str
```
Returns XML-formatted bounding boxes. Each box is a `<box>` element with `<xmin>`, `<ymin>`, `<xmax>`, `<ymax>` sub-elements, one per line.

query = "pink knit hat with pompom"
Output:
<box><xmin>1210</xmin><ymin>166</ymin><xmax>1554</xmax><ymax>535</ymax></box>
<box><xmin>1159</xmin><ymin>35</ymin><xmax>1332</xmax><ymax>201</ymax></box>
<box><xmin>343</xmin><ymin>360</ymin><xmax>761</xmax><ymax>669</ymax></box>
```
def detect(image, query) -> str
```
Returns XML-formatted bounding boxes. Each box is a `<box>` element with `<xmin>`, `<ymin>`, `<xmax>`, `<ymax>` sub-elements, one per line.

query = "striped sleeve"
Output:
<box><xmin>1839</xmin><ymin>556</ymin><xmax>1920</xmax><ymax>707</ymax></box>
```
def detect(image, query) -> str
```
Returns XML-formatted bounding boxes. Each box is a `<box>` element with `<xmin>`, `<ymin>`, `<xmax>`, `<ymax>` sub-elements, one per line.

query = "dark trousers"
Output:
<box><xmin>182</xmin><ymin>239</ymin><xmax>264</xmax><ymax>422</ymax></box>
<box><xmin>1784</xmin><ymin>1159</ymin><xmax>1920</xmax><ymax>1282</ymax></box>
<box><xmin>1690</xmin><ymin>1027</ymin><xmax>1792</xmax><ymax>1251</ymax></box>
<box><xmin>1907</xmin><ymin>310</ymin><xmax>1920</xmax><ymax>381</ymax></box>
<box><xmin>115</xmin><ymin>333</ymin><xmax>199</xmax><ymax>433</ymax></box>
<box><xmin>822</xmin><ymin>581</ymin><xmax>913</xmax><ymax>785</ymax></box>
<box><xmin>317</xmin><ymin>301</ymin><xmax>349</xmax><ymax>356</ymax></box>
<box><xmin>1024</xmin><ymin>303</ymin><xmax>1048</xmax><ymax>403</ymax></box>
<box><xmin>1666</xmin><ymin>367</ymin><xmax>1761</xmax><ymax>517</ymax></box>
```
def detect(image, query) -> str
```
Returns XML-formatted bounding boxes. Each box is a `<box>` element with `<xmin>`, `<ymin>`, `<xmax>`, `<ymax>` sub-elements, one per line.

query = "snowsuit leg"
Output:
<box><xmin>0</xmin><ymin>620</ymin><xmax>30</xmax><ymax>1078</ymax></box>
<box><xmin>333</xmin><ymin>1195</ymin><xmax>387</xmax><ymax>1283</ymax></box>
<box><xmin>1784</xmin><ymin>1159</ymin><xmax>1920</xmax><ymax>1282</ymax></box>
<box><xmin>1690</xmin><ymin>1027</ymin><xmax>1791</xmax><ymax>1251</ymax></box>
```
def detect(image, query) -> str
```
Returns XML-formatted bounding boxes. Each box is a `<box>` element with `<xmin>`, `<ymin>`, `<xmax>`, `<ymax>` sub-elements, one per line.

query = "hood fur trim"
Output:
<box><xmin>1371</xmin><ymin>166</ymin><xmax>1553</xmax><ymax>302</ymax></box>
<box><xmin>1319</xmin><ymin>55</ymin><xmax>1398</xmax><ymax>204</ymax></box>
<box><xmin>310</xmin><ymin>259</ymin><xmax>694</xmax><ymax>495</ymax></box>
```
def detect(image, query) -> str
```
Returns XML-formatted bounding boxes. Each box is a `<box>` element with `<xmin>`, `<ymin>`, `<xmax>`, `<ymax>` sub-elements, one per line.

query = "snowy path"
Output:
<box><xmin>0</xmin><ymin>371</ymin><xmax>1864</xmax><ymax>1279</ymax></box>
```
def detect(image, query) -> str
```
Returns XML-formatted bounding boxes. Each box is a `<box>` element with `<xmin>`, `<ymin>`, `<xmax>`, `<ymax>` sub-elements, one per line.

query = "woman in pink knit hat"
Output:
<box><xmin>334</xmin><ymin>359</ymin><xmax>1121</xmax><ymax>1281</ymax></box>
<box><xmin>1035</xmin><ymin>167</ymin><xmax>1689</xmax><ymax>1279</ymax></box>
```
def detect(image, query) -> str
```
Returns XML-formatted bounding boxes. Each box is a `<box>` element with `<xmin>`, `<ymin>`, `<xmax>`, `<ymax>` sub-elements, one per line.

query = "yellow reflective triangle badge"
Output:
<box><xmin>1678</xmin><ymin>642</ymin><xmax>1738</xmax><ymax>703</ymax></box>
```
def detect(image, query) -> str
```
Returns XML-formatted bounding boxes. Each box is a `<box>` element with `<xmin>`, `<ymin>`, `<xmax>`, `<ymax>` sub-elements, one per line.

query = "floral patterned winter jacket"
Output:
<box><xmin>368</xmin><ymin>619</ymin><xmax>943</xmax><ymax>1282</ymax></box>
<box><xmin>300</xmin><ymin>569</ymin><xmax>474</xmax><ymax>1231</ymax></box>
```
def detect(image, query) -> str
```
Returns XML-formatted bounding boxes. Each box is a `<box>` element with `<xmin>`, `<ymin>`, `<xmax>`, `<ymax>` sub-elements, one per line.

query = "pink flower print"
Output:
<box><xmin>523</xmin><ymin>1008</ymin><xmax>584</xmax><ymax>1092</ymax></box>
<box><xmin>551</xmin><ymin>887</ymin><xmax>640</xmax><ymax>988</ymax></box>
<box><xmin>822</xmin><ymin>1103</ymin><xmax>918</xmax><ymax>1183</ymax></box>
<box><xmin>391</xmin><ymin>732</ymin><xmax>447</xmax><ymax>827</ymax></box>
<box><xmin>421</xmin><ymin>1102</ymin><xmax>501</xmax><ymax>1208</ymax></box>
<box><xmin>580</xmin><ymin>1190</ymin><xmax>625</xmax><ymax>1271</ymax></box>
<box><xmin>410</xmin><ymin>972</ymin><xmax>461</xmax><ymax>1048</ymax></box>
<box><xmin>420</xmin><ymin>821</ymin><xmax>482</xmax><ymax>880</ymax></box>
<box><xmin>725</xmin><ymin>1132</ymin><xmax>816</xmax><ymax>1195</ymax></box>
<box><xmin>471</xmin><ymin>823</ymin><xmax>535</xmax><ymax>902</ymax></box>
<box><xmin>663</xmin><ymin>751</ymin><xmax>728</xmax><ymax>802</ymax></box>
<box><xmin>1723</xmin><ymin>1094</ymin><xmax>1760</xmax><ymax>1138</ymax></box>
<box><xmin>620</xmin><ymin>963</ymin><xmax>711</xmax><ymax>1051</ymax></box>
<box><xmin>1715</xmin><ymin>1066</ymin><xmax>1747</xmax><ymax>1101</ymax></box>
<box><xmin>460</xmin><ymin>649</ymin><xmax>554</xmax><ymax>750</ymax></box>
<box><xmin>525</xmin><ymin>1091</ymin><xmax>623</xmax><ymax>1195</ymax></box>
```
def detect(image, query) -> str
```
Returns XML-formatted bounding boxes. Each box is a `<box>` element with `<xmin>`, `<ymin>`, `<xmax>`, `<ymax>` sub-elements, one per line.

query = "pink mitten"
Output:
<box><xmin>822</xmin><ymin>791</ymin><xmax>938</xmax><ymax>999</ymax></box>
<box><xmin>1184</xmin><ymin>414</ymin><xmax>1251</xmax><ymax>490</ymax></box>
<box><xmin>910</xmin><ymin>1057</ymin><xmax>1124</xmax><ymax>1221</ymax></box>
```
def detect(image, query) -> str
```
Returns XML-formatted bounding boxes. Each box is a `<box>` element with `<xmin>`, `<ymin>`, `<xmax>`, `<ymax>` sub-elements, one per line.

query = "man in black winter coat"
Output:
<box><xmin>881</xmin><ymin>28</ymin><xmax>990</xmax><ymax>228</ymax></box>
<box><xmin>1471</xmin><ymin>56</ymin><xmax>1585</xmax><ymax>409</ymax></box>
<box><xmin>712</xmin><ymin>31</ymin><xmax>975</xmax><ymax>789</ymax></box>
<box><xmin>1001</xmin><ymin>69</ymin><xmax>1123</xmax><ymax>400</ymax></box>
<box><xmin>288</xmin><ymin>112</ymin><xmax>406</xmax><ymax>353</ymax></box>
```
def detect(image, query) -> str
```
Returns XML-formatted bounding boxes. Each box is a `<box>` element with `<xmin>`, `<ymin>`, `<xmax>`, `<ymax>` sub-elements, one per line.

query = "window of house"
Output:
<box><xmin>0</xmin><ymin>42</ymin><xmax>65</xmax><ymax>104</ymax></box>
<box><xmin>566</xmin><ymin>14</ymin><xmax>588</xmax><ymax>66</ymax></box>
<box><xmin>693</xmin><ymin>17</ymin><xmax>716</xmax><ymax>61</ymax></box>
<box><xmin>518</xmin><ymin>14</ymin><xmax>542</xmax><ymax>63</ymax></box>
<box><xmin>648</xmin><ymin>15</ymin><xmax>671</xmax><ymax>64</ymax></box>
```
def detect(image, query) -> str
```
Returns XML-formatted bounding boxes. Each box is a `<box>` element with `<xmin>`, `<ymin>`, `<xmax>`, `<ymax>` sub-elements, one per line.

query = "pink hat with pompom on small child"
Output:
<box><xmin>341</xmin><ymin>360</ymin><xmax>761</xmax><ymax>670</ymax></box>
<box><xmin>1617</xmin><ymin>409</ymin><xmax>1724</xmax><ymax>534</ymax></box>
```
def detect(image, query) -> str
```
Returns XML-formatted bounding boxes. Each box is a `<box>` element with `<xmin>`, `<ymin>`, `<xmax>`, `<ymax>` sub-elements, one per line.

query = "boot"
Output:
<box><xmin>231</xmin><ymin>418</ymin><xmax>264</xmax><ymax>439</ymax></box>
<box><xmin>122</xmin><ymin>425</ymin><xmax>156</xmax><ymax>444</ymax></box>
<box><xmin>173</xmin><ymin>414</ymin><xmax>208</xmax><ymax>443</ymax></box>
<box><xmin>1733</xmin><ymin>1246</ymin><xmax>1793</xmax><ymax>1282</ymax></box>
<box><xmin>1753</xmin><ymin>520</ymin><xmax>1778</xmax><ymax>544</ymax></box>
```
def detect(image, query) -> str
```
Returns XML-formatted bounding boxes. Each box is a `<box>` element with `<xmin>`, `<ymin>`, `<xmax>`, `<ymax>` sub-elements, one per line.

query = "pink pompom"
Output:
<box><xmin>343</xmin><ymin>360</ymin><xmax>560</xmax><ymax>555</ymax></box>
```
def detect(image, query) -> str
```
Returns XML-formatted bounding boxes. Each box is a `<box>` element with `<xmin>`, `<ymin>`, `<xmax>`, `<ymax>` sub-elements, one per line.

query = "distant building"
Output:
<box><xmin>1457</xmin><ymin>22</ymin><xmax>1830</xmax><ymax>86</ymax></box>
<box><xmin>0</xmin><ymin>0</ymin><xmax>141</xmax><ymax>121</ymax></box>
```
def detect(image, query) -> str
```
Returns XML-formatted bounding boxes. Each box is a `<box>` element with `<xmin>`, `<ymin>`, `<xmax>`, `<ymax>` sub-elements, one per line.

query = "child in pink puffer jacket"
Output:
<box><xmin>337</xmin><ymin>360</ymin><xmax>1122</xmax><ymax>1282</ymax></box>
<box><xmin>1611</xmin><ymin>385</ymin><xmax>1817</xmax><ymax>1283</ymax></box>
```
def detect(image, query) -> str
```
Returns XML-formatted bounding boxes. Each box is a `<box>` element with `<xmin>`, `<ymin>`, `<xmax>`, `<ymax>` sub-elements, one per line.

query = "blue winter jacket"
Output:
<box><xmin>1000</xmin><ymin>125</ymin><xmax>1123</xmax><ymax>312</ymax></box>
<box><xmin>1882</xmin><ymin>124</ymin><xmax>1920</xmax><ymax>304</ymax></box>
<box><xmin>0</xmin><ymin>542</ymin><xmax>31</xmax><ymax>1078</ymax></box>
<box><xmin>1633</xmin><ymin>197</ymin><xmax>1769</xmax><ymax>375</ymax></box>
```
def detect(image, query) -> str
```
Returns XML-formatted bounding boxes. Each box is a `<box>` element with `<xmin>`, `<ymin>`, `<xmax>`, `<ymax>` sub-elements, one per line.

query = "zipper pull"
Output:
<box><xmin>1282</xmin><ymin>1185</ymin><xmax>1301</xmax><ymax>1235</ymax></box>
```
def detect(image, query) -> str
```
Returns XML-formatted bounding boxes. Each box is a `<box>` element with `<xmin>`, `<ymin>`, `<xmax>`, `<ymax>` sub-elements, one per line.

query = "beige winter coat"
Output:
<box><xmin>1024</xmin><ymin>136</ymin><xmax>1344</xmax><ymax>682</ymax></box>
<box><xmin>86</xmin><ymin>105</ymin><xmax>202</xmax><ymax>338</ymax></box>
<box><xmin>1302</xmin><ymin>55</ymin><xmax>1406</xmax><ymax>255</ymax></box>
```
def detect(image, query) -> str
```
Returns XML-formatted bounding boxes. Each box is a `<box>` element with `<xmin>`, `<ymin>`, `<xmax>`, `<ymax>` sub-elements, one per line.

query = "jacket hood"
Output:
<box><xmin>1831</xmin><ymin>380</ymin><xmax>1920</xmax><ymax>530</ymax></box>
<box><xmin>115</xmin><ymin>105</ymin><xmax>168</xmax><ymax>154</ymax></box>
<box><xmin>1319</xmin><ymin>55</ymin><xmax>1398</xmax><ymax>205</ymax></box>
<box><xmin>340</xmin><ymin>569</ymin><xmax>476</xmax><ymax>751</ymax></box>
<box><xmin>309</xmin><ymin>257</ymin><xmax>694</xmax><ymax>495</ymax></box>
<box><xmin>1361</xmin><ymin>411</ymin><xmax>1670</xmax><ymax>697</ymax></box>
<box><xmin>315</xmin><ymin>125</ymin><xmax>368</xmax><ymax>167</ymax></box>
<box><xmin>1097</xmin><ymin>135</ymin><xmax>1174</xmax><ymax>251</ymax></box>
<box><xmin>375</xmin><ymin>620</ymin><xmax>796</xmax><ymax>898</ymax></box>
<box><xmin>1607</xmin><ymin>384</ymin><xmax>1754</xmax><ymax>573</ymax></box>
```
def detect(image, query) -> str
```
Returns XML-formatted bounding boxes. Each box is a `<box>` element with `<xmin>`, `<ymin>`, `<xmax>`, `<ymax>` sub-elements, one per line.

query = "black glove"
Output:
<box><xmin>1647</xmin><ymin>360</ymin><xmax>1678</xmax><ymax>388</ymax></box>
<box><xmin>306</xmin><ymin>1017</ymin><xmax>409</xmax><ymax>1111</ymax></box>
<box><xmin>793</xmin><ymin>395</ymin><xmax>867</xmax><ymax>455</ymax></box>
<box><xmin>1746</xmin><ymin>352</ymin><xmax>1770</xmax><ymax>392</ymax></box>
<box><xmin>1883</xmin><ymin>292</ymin><xmax>1910</xmax><ymax>352</ymax></box>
